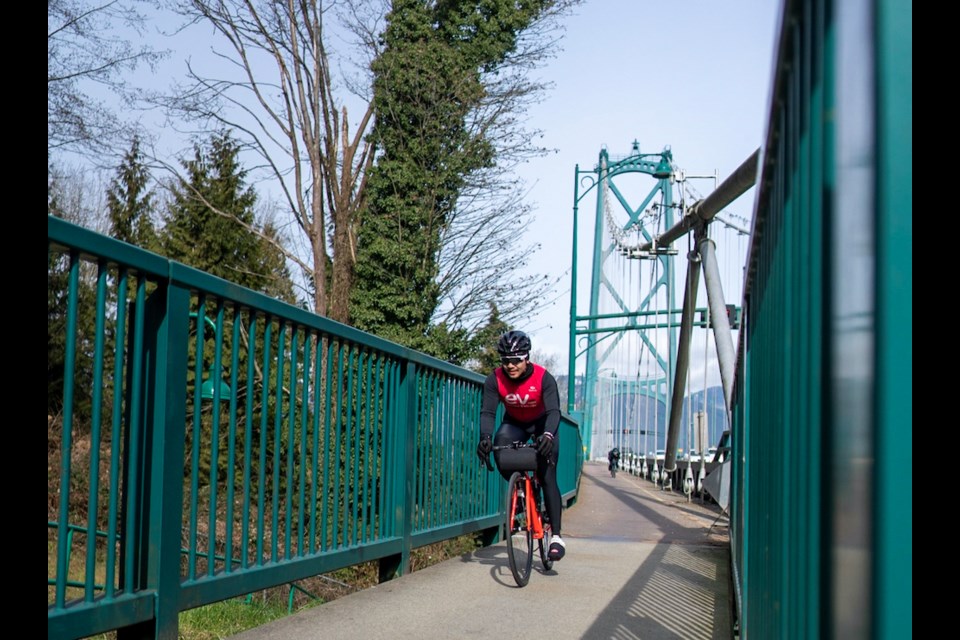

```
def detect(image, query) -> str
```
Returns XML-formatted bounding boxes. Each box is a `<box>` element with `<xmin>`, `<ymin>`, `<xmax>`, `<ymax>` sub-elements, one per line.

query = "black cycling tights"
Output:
<box><xmin>493</xmin><ymin>421</ymin><xmax>563</xmax><ymax>536</ymax></box>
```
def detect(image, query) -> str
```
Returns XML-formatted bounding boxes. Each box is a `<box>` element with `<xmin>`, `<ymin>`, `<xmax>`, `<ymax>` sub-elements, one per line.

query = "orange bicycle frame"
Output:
<box><xmin>509</xmin><ymin>474</ymin><xmax>546</xmax><ymax>540</ymax></box>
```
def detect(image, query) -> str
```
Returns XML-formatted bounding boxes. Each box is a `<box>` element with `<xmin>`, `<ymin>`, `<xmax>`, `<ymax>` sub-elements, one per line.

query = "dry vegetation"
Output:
<box><xmin>48</xmin><ymin>414</ymin><xmax>482</xmax><ymax>637</ymax></box>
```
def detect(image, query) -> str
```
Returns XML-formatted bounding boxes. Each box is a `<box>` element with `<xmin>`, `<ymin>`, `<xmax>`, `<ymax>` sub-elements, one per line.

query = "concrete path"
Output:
<box><xmin>228</xmin><ymin>461</ymin><xmax>732</xmax><ymax>640</ymax></box>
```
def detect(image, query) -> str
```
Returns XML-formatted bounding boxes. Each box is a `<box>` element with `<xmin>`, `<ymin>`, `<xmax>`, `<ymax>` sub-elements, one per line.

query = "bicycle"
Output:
<box><xmin>609</xmin><ymin>459</ymin><xmax>618</xmax><ymax>478</ymax></box>
<box><xmin>483</xmin><ymin>441</ymin><xmax>553</xmax><ymax>586</ymax></box>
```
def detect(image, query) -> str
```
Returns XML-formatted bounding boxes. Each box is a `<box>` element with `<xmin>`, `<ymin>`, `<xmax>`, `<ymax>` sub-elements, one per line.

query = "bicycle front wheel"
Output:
<box><xmin>505</xmin><ymin>472</ymin><xmax>533</xmax><ymax>587</ymax></box>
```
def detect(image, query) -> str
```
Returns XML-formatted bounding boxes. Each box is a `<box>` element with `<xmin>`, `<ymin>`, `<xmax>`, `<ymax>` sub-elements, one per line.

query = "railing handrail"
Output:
<box><xmin>48</xmin><ymin>215</ymin><xmax>582</xmax><ymax>639</ymax></box>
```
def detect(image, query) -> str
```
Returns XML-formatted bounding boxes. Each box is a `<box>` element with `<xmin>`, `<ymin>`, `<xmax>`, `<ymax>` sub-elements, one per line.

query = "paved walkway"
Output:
<box><xmin>229</xmin><ymin>461</ymin><xmax>732</xmax><ymax>640</ymax></box>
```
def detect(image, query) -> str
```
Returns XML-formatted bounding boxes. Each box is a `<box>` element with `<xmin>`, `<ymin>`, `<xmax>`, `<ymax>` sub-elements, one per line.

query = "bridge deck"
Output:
<box><xmin>229</xmin><ymin>461</ymin><xmax>732</xmax><ymax>640</ymax></box>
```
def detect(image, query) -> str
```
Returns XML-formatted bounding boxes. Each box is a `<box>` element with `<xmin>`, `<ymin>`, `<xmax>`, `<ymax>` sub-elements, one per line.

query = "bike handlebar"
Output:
<box><xmin>481</xmin><ymin>441</ymin><xmax>551</xmax><ymax>471</ymax></box>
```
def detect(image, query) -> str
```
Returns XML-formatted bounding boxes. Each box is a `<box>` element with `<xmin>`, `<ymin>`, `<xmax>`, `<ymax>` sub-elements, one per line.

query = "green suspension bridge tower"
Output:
<box><xmin>567</xmin><ymin>141</ymin><xmax>680</xmax><ymax>459</ymax></box>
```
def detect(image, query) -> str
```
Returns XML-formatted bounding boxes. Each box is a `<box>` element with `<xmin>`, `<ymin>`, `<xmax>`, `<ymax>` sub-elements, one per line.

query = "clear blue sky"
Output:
<box><xmin>512</xmin><ymin>1</ymin><xmax>781</xmax><ymax>373</ymax></box>
<box><xmin>56</xmin><ymin>0</ymin><xmax>781</xmax><ymax>382</ymax></box>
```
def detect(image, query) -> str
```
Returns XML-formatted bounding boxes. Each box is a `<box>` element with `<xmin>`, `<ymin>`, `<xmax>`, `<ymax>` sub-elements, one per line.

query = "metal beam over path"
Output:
<box><xmin>657</xmin><ymin>150</ymin><xmax>759</xmax><ymax>476</ymax></box>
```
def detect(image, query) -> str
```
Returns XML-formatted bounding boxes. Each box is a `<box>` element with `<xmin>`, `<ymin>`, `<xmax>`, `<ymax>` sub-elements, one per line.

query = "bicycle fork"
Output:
<box><xmin>510</xmin><ymin>477</ymin><xmax>547</xmax><ymax>541</ymax></box>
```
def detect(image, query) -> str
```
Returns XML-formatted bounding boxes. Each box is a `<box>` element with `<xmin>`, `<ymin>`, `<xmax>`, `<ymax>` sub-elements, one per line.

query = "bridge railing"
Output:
<box><xmin>47</xmin><ymin>215</ymin><xmax>582</xmax><ymax>640</ymax></box>
<box><xmin>729</xmin><ymin>0</ymin><xmax>911</xmax><ymax>638</ymax></box>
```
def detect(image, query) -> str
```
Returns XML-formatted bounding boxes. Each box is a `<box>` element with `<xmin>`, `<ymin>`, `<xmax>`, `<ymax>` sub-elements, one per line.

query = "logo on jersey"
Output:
<box><xmin>503</xmin><ymin>393</ymin><xmax>537</xmax><ymax>407</ymax></box>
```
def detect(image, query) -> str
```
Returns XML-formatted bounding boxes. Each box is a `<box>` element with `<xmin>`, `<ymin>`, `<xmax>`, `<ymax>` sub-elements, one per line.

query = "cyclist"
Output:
<box><xmin>608</xmin><ymin>447</ymin><xmax>621</xmax><ymax>474</ymax></box>
<box><xmin>476</xmin><ymin>330</ymin><xmax>566</xmax><ymax>561</ymax></box>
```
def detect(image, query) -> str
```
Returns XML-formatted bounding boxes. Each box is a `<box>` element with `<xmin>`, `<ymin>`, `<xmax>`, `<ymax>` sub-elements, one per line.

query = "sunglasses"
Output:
<box><xmin>500</xmin><ymin>355</ymin><xmax>528</xmax><ymax>365</ymax></box>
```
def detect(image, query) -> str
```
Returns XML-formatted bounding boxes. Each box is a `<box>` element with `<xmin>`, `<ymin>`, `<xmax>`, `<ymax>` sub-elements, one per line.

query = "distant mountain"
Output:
<box><xmin>679</xmin><ymin>386</ymin><xmax>729</xmax><ymax>447</ymax></box>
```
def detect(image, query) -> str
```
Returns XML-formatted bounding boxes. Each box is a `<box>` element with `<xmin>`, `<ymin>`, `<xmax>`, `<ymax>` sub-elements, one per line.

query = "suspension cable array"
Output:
<box><xmin>573</xmin><ymin>143</ymin><xmax>756</xmax><ymax>496</ymax></box>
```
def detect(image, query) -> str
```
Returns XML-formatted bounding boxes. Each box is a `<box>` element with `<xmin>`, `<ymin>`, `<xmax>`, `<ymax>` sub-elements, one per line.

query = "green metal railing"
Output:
<box><xmin>730</xmin><ymin>0</ymin><xmax>911</xmax><ymax>638</ymax></box>
<box><xmin>47</xmin><ymin>215</ymin><xmax>582</xmax><ymax>640</ymax></box>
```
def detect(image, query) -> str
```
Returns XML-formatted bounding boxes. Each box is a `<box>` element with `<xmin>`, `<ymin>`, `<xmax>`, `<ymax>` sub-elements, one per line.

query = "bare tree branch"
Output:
<box><xmin>48</xmin><ymin>0</ymin><xmax>166</xmax><ymax>159</ymax></box>
<box><xmin>158</xmin><ymin>0</ymin><xmax>374</xmax><ymax>322</ymax></box>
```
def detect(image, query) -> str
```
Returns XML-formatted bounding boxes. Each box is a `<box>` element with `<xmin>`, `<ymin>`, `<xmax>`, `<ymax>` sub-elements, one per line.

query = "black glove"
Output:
<box><xmin>477</xmin><ymin>435</ymin><xmax>492</xmax><ymax>460</ymax></box>
<box><xmin>536</xmin><ymin>432</ymin><xmax>554</xmax><ymax>457</ymax></box>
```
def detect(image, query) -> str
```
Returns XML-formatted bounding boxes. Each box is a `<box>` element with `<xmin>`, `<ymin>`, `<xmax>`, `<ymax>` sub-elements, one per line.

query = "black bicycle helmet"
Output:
<box><xmin>496</xmin><ymin>330</ymin><xmax>531</xmax><ymax>357</ymax></box>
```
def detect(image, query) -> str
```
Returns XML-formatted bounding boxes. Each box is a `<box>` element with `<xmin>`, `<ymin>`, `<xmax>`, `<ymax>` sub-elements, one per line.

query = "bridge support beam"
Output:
<box><xmin>664</xmin><ymin>250</ymin><xmax>701</xmax><ymax>474</ymax></box>
<box><xmin>699</xmin><ymin>237</ymin><xmax>737</xmax><ymax>414</ymax></box>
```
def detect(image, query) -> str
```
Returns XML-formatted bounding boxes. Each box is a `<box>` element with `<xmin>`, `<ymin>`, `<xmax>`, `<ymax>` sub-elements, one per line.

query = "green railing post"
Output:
<box><xmin>145</xmin><ymin>280</ymin><xmax>191</xmax><ymax>639</ymax></box>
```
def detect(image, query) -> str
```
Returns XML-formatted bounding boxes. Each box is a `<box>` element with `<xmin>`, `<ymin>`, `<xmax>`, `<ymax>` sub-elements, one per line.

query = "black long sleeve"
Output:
<box><xmin>479</xmin><ymin>373</ymin><xmax>500</xmax><ymax>439</ymax></box>
<box><xmin>541</xmin><ymin>371</ymin><xmax>561</xmax><ymax>436</ymax></box>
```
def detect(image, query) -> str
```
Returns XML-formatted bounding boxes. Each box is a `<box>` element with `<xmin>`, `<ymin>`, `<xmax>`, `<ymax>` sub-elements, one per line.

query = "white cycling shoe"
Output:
<box><xmin>548</xmin><ymin>535</ymin><xmax>566</xmax><ymax>560</ymax></box>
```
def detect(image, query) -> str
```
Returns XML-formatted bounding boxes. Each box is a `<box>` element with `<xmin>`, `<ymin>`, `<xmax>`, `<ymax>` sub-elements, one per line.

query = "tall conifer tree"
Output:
<box><xmin>352</xmin><ymin>0</ymin><xmax>553</xmax><ymax>359</ymax></box>
<box><xmin>107</xmin><ymin>135</ymin><xmax>158</xmax><ymax>251</ymax></box>
<box><xmin>164</xmin><ymin>130</ymin><xmax>269</xmax><ymax>292</ymax></box>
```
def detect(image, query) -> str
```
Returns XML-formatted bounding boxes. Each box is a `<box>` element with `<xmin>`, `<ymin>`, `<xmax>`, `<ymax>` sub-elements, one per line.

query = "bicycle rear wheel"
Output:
<box><xmin>505</xmin><ymin>472</ymin><xmax>533</xmax><ymax>587</ymax></box>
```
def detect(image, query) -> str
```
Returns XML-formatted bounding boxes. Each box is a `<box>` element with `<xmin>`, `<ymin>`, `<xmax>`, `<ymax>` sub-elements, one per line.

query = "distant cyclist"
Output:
<box><xmin>476</xmin><ymin>330</ymin><xmax>566</xmax><ymax>561</ymax></box>
<box><xmin>608</xmin><ymin>447</ymin><xmax>621</xmax><ymax>476</ymax></box>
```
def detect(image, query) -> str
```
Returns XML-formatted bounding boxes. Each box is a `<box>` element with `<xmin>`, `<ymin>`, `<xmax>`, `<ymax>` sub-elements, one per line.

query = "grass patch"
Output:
<box><xmin>66</xmin><ymin>533</ymin><xmax>484</xmax><ymax>640</ymax></box>
<box><xmin>178</xmin><ymin>598</ymin><xmax>293</xmax><ymax>640</ymax></box>
<box><xmin>51</xmin><ymin>411</ymin><xmax>488</xmax><ymax>639</ymax></box>
<box><xmin>76</xmin><ymin>597</ymin><xmax>293</xmax><ymax>640</ymax></box>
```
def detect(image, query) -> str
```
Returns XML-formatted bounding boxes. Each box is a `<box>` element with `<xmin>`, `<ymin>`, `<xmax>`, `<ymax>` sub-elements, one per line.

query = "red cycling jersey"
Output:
<box><xmin>494</xmin><ymin>363</ymin><xmax>548</xmax><ymax>423</ymax></box>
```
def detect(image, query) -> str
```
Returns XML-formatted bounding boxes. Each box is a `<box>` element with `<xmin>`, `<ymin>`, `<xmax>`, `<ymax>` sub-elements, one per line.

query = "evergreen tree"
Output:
<box><xmin>259</xmin><ymin>218</ymin><xmax>298</xmax><ymax>306</ymax></box>
<box><xmin>352</xmin><ymin>0</ymin><xmax>552</xmax><ymax>358</ymax></box>
<box><xmin>48</xmin><ymin>172</ymin><xmax>98</xmax><ymax>429</ymax></box>
<box><xmin>163</xmin><ymin>130</ymin><xmax>271</xmax><ymax>292</ymax></box>
<box><xmin>469</xmin><ymin>305</ymin><xmax>512</xmax><ymax>373</ymax></box>
<box><xmin>107</xmin><ymin>135</ymin><xmax>158</xmax><ymax>251</ymax></box>
<box><xmin>48</xmin><ymin>178</ymin><xmax>70</xmax><ymax>420</ymax></box>
<box><xmin>160</xmin><ymin>132</ymin><xmax>303</xmax><ymax>493</ymax></box>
